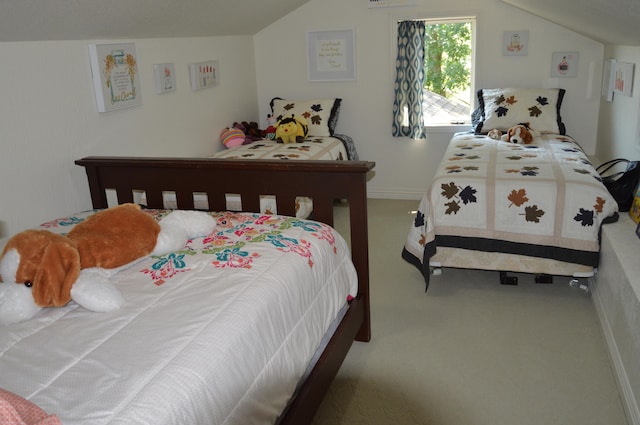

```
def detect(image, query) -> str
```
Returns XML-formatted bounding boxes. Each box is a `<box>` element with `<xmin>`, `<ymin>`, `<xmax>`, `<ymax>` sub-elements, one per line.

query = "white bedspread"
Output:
<box><xmin>0</xmin><ymin>209</ymin><xmax>357</xmax><ymax>425</ymax></box>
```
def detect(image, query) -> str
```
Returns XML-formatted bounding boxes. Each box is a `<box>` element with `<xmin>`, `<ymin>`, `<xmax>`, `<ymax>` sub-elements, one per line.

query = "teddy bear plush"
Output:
<box><xmin>275</xmin><ymin>114</ymin><xmax>309</xmax><ymax>144</ymax></box>
<box><xmin>0</xmin><ymin>203</ymin><xmax>216</xmax><ymax>325</ymax></box>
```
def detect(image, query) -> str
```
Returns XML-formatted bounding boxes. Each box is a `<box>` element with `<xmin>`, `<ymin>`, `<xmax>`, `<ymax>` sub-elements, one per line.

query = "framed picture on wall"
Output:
<box><xmin>503</xmin><ymin>31</ymin><xmax>528</xmax><ymax>56</ymax></box>
<box><xmin>88</xmin><ymin>43</ymin><xmax>142</xmax><ymax>112</ymax></box>
<box><xmin>614</xmin><ymin>62</ymin><xmax>635</xmax><ymax>97</ymax></box>
<box><xmin>307</xmin><ymin>29</ymin><xmax>356</xmax><ymax>82</ymax></box>
<box><xmin>550</xmin><ymin>51</ymin><xmax>579</xmax><ymax>77</ymax></box>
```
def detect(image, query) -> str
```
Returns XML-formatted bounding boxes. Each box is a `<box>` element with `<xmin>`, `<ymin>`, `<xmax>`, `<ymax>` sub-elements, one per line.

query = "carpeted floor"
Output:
<box><xmin>312</xmin><ymin>199</ymin><xmax>628</xmax><ymax>425</ymax></box>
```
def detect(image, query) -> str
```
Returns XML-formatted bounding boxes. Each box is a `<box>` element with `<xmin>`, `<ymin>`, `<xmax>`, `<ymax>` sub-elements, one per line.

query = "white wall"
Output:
<box><xmin>254</xmin><ymin>0</ymin><xmax>604</xmax><ymax>199</ymax></box>
<box><xmin>0</xmin><ymin>36</ymin><xmax>258</xmax><ymax>237</ymax></box>
<box><xmin>597</xmin><ymin>45</ymin><xmax>640</xmax><ymax>162</ymax></box>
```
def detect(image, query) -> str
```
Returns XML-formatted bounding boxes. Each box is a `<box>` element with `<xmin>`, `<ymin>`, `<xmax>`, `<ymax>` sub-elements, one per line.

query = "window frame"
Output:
<box><xmin>393</xmin><ymin>15</ymin><xmax>476</xmax><ymax>133</ymax></box>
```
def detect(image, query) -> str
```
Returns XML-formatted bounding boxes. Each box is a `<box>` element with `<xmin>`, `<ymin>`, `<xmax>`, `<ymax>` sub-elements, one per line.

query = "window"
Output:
<box><xmin>422</xmin><ymin>18</ymin><xmax>474</xmax><ymax>126</ymax></box>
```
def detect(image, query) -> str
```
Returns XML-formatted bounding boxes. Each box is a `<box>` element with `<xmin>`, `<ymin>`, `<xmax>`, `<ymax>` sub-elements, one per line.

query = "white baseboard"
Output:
<box><xmin>591</xmin><ymin>280</ymin><xmax>640</xmax><ymax>425</ymax></box>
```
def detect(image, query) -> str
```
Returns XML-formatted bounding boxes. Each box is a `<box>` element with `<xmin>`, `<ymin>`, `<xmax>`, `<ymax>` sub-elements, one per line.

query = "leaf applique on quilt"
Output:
<box><xmin>523</xmin><ymin>205</ymin><xmax>545</xmax><ymax>223</ymax></box>
<box><xmin>459</xmin><ymin>186</ymin><xmax>477</xmax><ymax>204</ymax></box>
<box><xmin>414</xmin><ymin>210</ymin><xmax>425</xmax><ymax>227</ymax></box>
<box><xmin>441</xmin><ymin>182</ymin><xmax>478</xmax><ymax>214</ymax></box>
<box><xmin>574</xmin><ymin>208</ymin><xmax>595</xmax><ymax>226</ymax></box>
<box><xmin>508</xmin><ymin>189</ymin><xmax>529</xmax><ymax>207</ymax></box>
<box><xmin>445</xmin><ymin>200</ymin><xmax>461</xmax><ymax>214</ymax></box>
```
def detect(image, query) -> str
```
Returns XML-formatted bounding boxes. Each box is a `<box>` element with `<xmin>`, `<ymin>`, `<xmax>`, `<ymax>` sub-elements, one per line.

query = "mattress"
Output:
<box><xmin>403</xmin><ymin>132</ymin><xmax>619</xmax><ymax>279</ymax></box>
<box><xmin>0</xmin><ymin>209</ymin><xmax>357</xmax><ymax>425</ymax></box>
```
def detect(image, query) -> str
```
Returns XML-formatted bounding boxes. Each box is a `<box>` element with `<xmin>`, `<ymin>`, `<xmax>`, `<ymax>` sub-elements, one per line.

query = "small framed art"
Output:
<box><xmin>307</xmin><ymin>29</ymin><xmax>356</xmax><ymax>82</ymax></box>
<box><xmin>189</xmin><ymin>60</ymin><xmax>219</xmax><ymax>91</ymax></box>
<box><xmin>551</xmin><ymin>51</ymin><xmax>579</xmax><ymax>77</ymax></box>
<box><xmin>503</xmin><ymin>31</ymin><xmax>528</xmax><ymax>56</ymax></box>
<box><xmin>88</xmin><ymin>43</ymin><xmax>142</xmax><ymax>112</ymax></box>
<box><xmin>614</xmin><ymin>62</ymin><xmax>635</xmax><ymax>97</ymax></box>
<box><xmin>153</xmin><ymin>63</ymin><xmax>176</xmax><ymax>94</ymax></box>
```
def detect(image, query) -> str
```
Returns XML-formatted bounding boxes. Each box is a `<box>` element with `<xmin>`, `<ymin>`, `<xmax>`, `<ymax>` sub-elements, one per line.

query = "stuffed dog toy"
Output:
<box><xmin>502</xmin><ymin>123</ymin><xmax>537</xmax><ymax>145</ymax></box>
<box><xmin>0</xmin><ymin>204</ymin><xmax>216</xmax><ymax>325</ymax></box>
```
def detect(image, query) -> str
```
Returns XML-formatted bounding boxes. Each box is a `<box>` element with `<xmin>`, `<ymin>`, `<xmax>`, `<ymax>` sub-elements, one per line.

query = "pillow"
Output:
<box><xmin>474</xmin><ymin>88</ymin><xmax>566</xmax><ymax>135</ymax></box>
<box><xmin>270</xmin><ymin>98</ymin><xmax>341</xmax><ymax>137</ymax></box>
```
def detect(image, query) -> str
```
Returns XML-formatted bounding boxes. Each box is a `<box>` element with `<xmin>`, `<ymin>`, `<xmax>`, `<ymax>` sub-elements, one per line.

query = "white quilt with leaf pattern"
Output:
<box><xmin>403</xmin><ymin>132</ymin><xmax>618</xmax><ymax>275</ymax></box>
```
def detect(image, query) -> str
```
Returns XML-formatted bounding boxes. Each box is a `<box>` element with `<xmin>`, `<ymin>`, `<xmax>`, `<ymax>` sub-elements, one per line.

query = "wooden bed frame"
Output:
<box><xmin>75</xmin><ymin>156</ymin><xmax>374</xmax><ymax>425</ymax></box>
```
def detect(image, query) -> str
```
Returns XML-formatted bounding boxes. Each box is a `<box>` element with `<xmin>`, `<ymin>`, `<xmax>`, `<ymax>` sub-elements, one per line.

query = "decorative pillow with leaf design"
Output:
<box><xmin>474</xmin><ymin>88</ymin><xmax>566</xmax><ymax>135</ymax></box>
<box><xmin>270</xmin><ymin>98</ymin><xmax>341</xmax><ymax>136</ymax></box>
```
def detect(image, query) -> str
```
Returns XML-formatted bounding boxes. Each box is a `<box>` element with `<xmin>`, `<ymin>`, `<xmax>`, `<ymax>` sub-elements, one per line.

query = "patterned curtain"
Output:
<box><xmin>392</xmin><ymin>20</ymin><xmax>426</xmax><ymax>139</ymax></box>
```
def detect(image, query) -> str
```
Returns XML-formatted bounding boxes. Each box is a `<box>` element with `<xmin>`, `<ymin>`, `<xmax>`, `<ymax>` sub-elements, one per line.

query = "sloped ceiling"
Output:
<box><xmin>500</xmin><ymin>0</ymin><xmax>640</xmax><ymax>46</ymax></box>
<box><xmin>0</xmin><ymin>0</ymin><xmax>310</xmax><ymax>42</ymax></box>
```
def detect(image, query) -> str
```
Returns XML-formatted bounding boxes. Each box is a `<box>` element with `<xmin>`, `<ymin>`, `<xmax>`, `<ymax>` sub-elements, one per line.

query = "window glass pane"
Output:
<box><xmin>423</xmin><ymin>20</ymin><xmax>473</xmax><ymax>126</ymax></box>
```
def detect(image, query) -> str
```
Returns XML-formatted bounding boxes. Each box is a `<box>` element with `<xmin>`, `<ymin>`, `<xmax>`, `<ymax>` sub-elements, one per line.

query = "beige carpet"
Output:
<box><xmin>313</xmin><ymin>199</ymin><xmax>628</xmax><ymax>425</ymax></box>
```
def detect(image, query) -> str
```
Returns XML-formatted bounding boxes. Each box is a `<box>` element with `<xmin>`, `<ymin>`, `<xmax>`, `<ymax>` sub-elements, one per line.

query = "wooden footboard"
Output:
<box><xmin>75</xmin><ymin>156</ymin><xmax>374</xmax><ymax>424</ymax></box>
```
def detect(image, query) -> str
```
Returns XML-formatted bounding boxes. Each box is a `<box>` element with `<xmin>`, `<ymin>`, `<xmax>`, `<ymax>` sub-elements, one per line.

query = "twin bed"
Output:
<box><xmin>403</xmin><ymin>87</ymin><xmax>619</xmax><ymax>288</ymax></box>
<box><xmin>0</xmin><ymin>157</ymin><xmax>374</xmax><ymax>425</ymax></box>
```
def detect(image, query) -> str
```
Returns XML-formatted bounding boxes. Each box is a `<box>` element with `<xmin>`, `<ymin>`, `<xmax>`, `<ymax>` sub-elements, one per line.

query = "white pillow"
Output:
<box><xmin>270</xmin><ymin>98</ymin><xmax>341</xmax><ymax>137</ymax></box>
<box><xmin>474</xmin><ymin>88</ymin><xmax>566</xmax><ymax>134</ymax></box>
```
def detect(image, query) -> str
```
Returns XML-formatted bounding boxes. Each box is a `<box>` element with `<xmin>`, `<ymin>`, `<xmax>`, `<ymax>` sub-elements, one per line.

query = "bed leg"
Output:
<box><xmin>569</xmin><ymin>278</ymin><xmax>590</xmax><ymax>293</ymax></box>
<box><xmin>534</xmin><ymin>273</ymin><xmax>553</xmax><ymax>284</ymax></box>
<box><xmin>499</xmin><ymin>271</ymin><xmax>518</xmax><ymax>285</ymax></box>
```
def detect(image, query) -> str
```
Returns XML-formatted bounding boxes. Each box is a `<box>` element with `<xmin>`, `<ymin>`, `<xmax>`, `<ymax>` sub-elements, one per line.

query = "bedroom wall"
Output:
<box><xmin>254</xmin><ymin>0</ymin><xmax>604</xmax><ymax>199</ymax></box>
<box><xmin>0</xmin><ymin>36</ymin><xmax>258</xmax><ymax>237</ymax></box>
<box><xmin>597</xmin><ymin>45</ymin><xmax>640</xmax><ymax>162</ymax></box>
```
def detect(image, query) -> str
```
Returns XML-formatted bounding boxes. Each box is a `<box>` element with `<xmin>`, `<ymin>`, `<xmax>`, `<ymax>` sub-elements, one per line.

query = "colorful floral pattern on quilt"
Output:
<box><xmin>403</xmin><ymin>132</ymin><xmax>619</xmax><ymax>270</ymax></box>
<box><xmin>37</xmin><ymin>209</ymin><xmax>341</xmax><ymax>287</ymax></box>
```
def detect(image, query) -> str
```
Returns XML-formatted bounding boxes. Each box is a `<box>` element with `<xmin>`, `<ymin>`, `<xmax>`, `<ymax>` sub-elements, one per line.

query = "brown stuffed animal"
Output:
<box><xmin>0</xmin><ymin>203</ymin><xmax>217</xmax><ymax>324</ymax></box>
<box><xmin>504</xmin><ymin>123</ymin><xmax>534</xmax><ymax>144</ymax></box>
<box><xmin>1</xmin><ymin>204</ymin><xmax>159</xmax><ymax>309</ymax></box>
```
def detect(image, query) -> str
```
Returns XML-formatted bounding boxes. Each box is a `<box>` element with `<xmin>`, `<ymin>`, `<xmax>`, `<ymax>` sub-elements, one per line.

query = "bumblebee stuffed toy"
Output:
<box><xmin>275</xmin><ymin>114</ymin><xmax>308</xmax><ymax>144</ymax></box>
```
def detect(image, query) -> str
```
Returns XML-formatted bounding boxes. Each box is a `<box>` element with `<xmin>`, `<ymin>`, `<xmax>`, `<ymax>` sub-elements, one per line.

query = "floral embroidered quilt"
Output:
<box><xmin>2</xmin><ymin>209</ymin><xmax>357</xmax><ymax>424</ymax></box>
<box><xmin>403</xmin><ymin>132</ymin><xmax>619</xmax><ymax>278</ymax></box>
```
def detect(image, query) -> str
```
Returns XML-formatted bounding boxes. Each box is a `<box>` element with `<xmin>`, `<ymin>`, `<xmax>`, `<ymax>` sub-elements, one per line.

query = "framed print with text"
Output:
<box><xmin>89</xmin><ymin>43</ymin><xmax>142</xmax><ymax>112</ymax></box>
<box><xmin>307</xmin><ymin>29</ymin><xmax>356</xmax><ymax>82</ymax></box>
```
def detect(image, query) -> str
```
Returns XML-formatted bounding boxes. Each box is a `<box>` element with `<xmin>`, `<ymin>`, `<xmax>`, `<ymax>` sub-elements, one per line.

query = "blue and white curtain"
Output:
<box><xmin>392</xmin><ymin>20</ymin><xmax>426</xmax><ymax>139</ymax></box>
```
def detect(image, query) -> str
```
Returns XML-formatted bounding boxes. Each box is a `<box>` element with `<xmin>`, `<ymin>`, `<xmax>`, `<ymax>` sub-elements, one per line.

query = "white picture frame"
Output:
<box><xmin>307</xmin><ymin>29</ymin><xmax>356</xmax><ymax>82</ymax></box>
<box><xmin>550</xmin><ymin>51</ymin><xmax>579</xmax><ymax>78</ymax></box>
<box><xmin>614</xmin><ymin>61</ymin><xmax>635</xmax><ymax>97</ymax></box>
<box><xmin>602</xmin><ymin>59</ymin><xmax>616</xmax><ymax>101</ymax></box>
<box><xmin>153</xmin><ymin>63</ymin><xmax>176</xmax><ymax>95</ymax></box>
<box><xmin>88</xmin><ymin>43</ymin><xmax>142</xmax><ymax>112</ymax></box>
<box><xmin>189</xmin><ymin>60</ymin><xmax>219</xmax><ymax>91</ymax></box>
<box><xmin>503</xmin><ymin>31</ymin><xmax>528</xmax><ymax>56</ymax></box>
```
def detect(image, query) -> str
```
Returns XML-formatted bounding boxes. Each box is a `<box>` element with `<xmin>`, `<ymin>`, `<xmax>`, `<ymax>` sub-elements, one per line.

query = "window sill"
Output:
<box><xmin>424</xmin><ymin>124</ymin><xmax>473</xmax><ymax>134</ymax></box>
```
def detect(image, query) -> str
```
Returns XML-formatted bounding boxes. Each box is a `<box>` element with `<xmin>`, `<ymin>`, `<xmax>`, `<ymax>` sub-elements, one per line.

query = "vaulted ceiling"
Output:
<box><xmin>500</xmin><ymin>0</ymin><xmax>640</xmax><ymax>46</ymax></box>
<box><xmin>0</xmin><ymin>0</ymin><xmax>310</xmax><ymax>42</ymax></box>
<box><xmin>0</xmin><ymin>0</ymin><xmax>638</xmax><ymax>46</ymax></box>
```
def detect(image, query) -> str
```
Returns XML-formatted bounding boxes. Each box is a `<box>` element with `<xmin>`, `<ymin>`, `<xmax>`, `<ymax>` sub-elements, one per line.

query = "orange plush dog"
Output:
<box><xmin>0</xmin><ymin>204</ymin><xmax>216</xmax><ymax>324</ymax></box>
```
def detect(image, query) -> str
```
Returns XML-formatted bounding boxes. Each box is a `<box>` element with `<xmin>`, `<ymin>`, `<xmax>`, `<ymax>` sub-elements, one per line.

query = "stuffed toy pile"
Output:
<box><xmin>0</xmin><ymin>203</ymin><xmax>216</xmax><ymax>325</ymax></box>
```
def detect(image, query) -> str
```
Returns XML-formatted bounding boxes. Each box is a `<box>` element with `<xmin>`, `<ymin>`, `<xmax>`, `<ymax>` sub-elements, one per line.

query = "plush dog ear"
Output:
<box><xmin>32</xmin><ymin>240</ymin><xmax>80</xmax><ymax>307</ymax></box>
